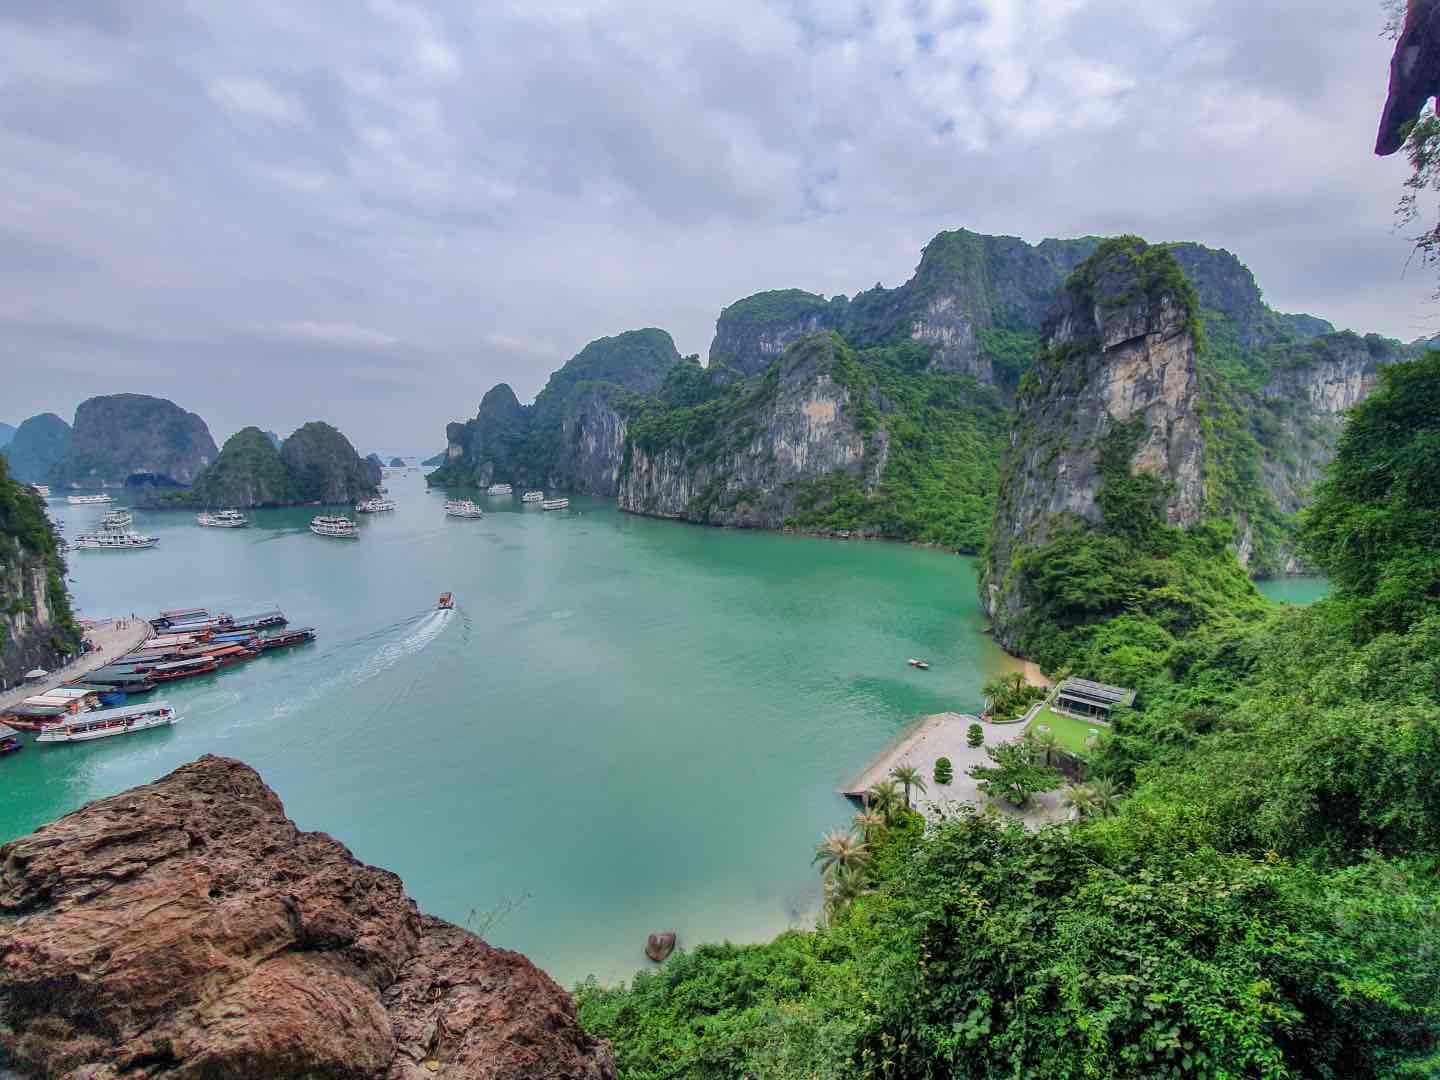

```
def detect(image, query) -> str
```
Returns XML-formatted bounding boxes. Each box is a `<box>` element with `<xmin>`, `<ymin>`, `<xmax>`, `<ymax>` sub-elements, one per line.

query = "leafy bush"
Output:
<box><xmin>966</xmin><ymin>723</ymin><xmax>984</xmax><ymax>749</ymax></box>
<box><xmin>933</xmin><ymin>757</ymin><xmax>953</xmax><ymax>785</ymax></box>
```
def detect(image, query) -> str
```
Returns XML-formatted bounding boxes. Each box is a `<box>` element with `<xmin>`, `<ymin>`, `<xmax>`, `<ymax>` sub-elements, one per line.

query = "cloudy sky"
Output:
<box><xmin>0</xmin><ymin>0</ymin><xmax>1427</xmax><ymax>452</ymax></box>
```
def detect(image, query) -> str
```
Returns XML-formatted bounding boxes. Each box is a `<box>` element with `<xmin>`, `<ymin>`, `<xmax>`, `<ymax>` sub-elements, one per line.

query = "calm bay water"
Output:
<box><xmin>1</xmin><ymin>470</ymin><xmax>1016</xmax><ymax>984</ymax></box>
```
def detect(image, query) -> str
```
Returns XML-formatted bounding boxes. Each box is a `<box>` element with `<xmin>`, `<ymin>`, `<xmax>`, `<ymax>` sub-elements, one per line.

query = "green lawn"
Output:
<box><xmin>1027</xmin><ymin>706</ymin><xmax>1106</xmax><ymax>756</ymax></box>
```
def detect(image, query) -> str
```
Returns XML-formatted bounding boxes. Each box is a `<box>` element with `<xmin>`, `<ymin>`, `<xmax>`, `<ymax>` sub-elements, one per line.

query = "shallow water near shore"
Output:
<box><xmin>1</xmin><ymin>471</ymin><xmax>1020</xmax><ymax>984</ymax></box>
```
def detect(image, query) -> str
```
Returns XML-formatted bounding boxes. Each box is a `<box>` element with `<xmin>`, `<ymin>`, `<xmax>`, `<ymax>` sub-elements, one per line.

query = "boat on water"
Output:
<box><xmin>36</xmin><ymin>702</ymin><xmax>177</xmax><ymax>744</ymax></box>
<box><xmin>486</xmin><ymin>483</ymin><xmax>513</xmax><ymax>496</ymax></box>
<box><xmin>355</xmin><ymin>497</ymin><xmax>397</xmax><ymax>513</ymax></box>
<box><xmin>100</xmin><ymin>509</ymin><xmax>133</xmax><ymax>530</ymax></box>
<box><xmin>150</xmin><ymin>657</ymin><xmax>220</xmax><ymax>681</ymax></box>
<box><xmin>444</xmin><ymin>499</ymin><xmax>484</xmax><ymax>519</ymax></box>
<box><xmin>72</xmin><ymin>530</ymin><xmax>158</xmax><ymax>550</ymax></box>
<box><xmin>521</xmin><ymin>490</ymin><xmax>544</xmax><ymax>503</ymax></box>
<box><xmin>310</xmin><ymin>515</ymin><xmax>359</xmax><ymax>538</ymax></box>
<box><xmin>908</xmin><ymin>658</ymin><xmax>931</xmax><ymax>670</ymax></box>
<box><xmin>542</xmin><ymin>498</ymin><xmax>570</xmax><ymax>511</ymax></box>
<box><xmin>67</xmin><ymin>493</ymin><xmax>113</xmax><ymax>505</ymax></box>
<box><xmin>31</xmin><ymin>485</ymin><xmax>51</xmax><ymax>498</ymax></box>
<box><xmin>0</xmin><ymin>724</ymin><xmax>21</xmax><ymax>756</ymax></box>
<box><xmin>257</xmin><ymin>626</ymin><xmax>316</xmax><ymax>650</ymax></box>
<box><xmin>197</xmin><ymin>509</ymin><xmax>250</xmax><ymax>528</ymax></box>
<box><xmin>229</xmin><ymin>610</ymin><xmax>288</xmax><ymax>631</ymax></box>
<box><xmin>438</xmin><ymin>592</ymin><xmax>454</xmax><ymax>610</ymax></box>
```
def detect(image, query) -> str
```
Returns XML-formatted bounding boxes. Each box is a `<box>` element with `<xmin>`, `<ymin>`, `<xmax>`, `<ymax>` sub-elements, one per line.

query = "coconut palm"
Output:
<box><xmin>1028</xmin><ymin>728</ymin><xmax>1062</xmax><ymax>768</ymax></box>
<box><xmin>1061</xmin><ymin>783</ymin><xmax>1095</xmax><ymax>819</ymax></box>
<box><xmin>890</xmin><ymin>764</ymin><xmax>928</xmax><ymax>808</ymax></box>
<box><xmin>853</xmin><ymin>809</ymin><xmax>886</xmax><ymax>843</ymax></box>
<box><xmin>812</xmin><ymin>829</ymin><xmax>869</xmax><ymax>876</ymax></box>
<box><xmin>867</xmin><ymin>780</ymin><xmax>903</xmax><ymax>823</ymax></box>
<box><xmin>1088</xmin><ymin>777</ymin><xmax>1125</xmax><ymax>818</ymax></box>
<box><xmin>824</xmin><ymin>864</ymin><xmax>872</xmax><ymax>918</ymax></box>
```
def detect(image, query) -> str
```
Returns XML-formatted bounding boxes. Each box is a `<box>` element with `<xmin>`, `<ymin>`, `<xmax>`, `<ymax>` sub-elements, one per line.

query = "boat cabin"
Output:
<box><xmin>0</xmin><ymin>724</ymin><xmax>21</xmax><ymax>755</ymax></box>
<box><xmin>1051</xmin><ymin>678</ymin><xmax>1136</xmax><ymax>722</ymax></box>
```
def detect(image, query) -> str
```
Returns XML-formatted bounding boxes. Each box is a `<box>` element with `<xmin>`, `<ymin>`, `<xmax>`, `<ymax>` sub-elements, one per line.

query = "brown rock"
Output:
<box><xmin>644</xmin><ymin>931</ymin><xmax>676</xmax><ymax>963</ymax></box>
<box><xmin>0</xmin><ymin>755</ymin><xmax>615</xmax><ymax>1079</ymax></box>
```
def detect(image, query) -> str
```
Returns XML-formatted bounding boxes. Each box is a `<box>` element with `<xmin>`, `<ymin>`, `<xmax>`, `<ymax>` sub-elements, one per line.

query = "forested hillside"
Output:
<box><xmin>575</xmin><ymin>351</ymin><xmax>1440</xmax><ymax>1079</ymax></box>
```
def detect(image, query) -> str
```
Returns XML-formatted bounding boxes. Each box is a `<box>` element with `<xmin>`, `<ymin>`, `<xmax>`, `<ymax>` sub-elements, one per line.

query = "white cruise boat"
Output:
<box><xmin>100</xmin><ymin>509</ymin><xmax>133</xmax><ymax>530</ymax></box>
<box><xmin>197</xmin><ymin>509</ymin><xmax>249</xmax><ymax>528</ymax></box>
<box><xmin>355</xmin><ymin>497</ymin><xmax>397</xmax><ymax>513</ymax></box>
<box><xmin>68</xmin><ymin>493</ymin><xmax>113</xmax><ymax>505</ymax></box>
<box><xmin>310</xmin><ymin>515</ymin><xmax>359</xmax><ymax>538</ymax></box>
<box><xmin>486</xmin><ymin>483</ymin><xmax>513</xmax><ymax>496</ymax></box>
<box><xmin>36</xmin><ymin>702</ymin><xmax>178</xmax><ymax>743</ymax></box>
<box><xmin>72</xmin><ymin>530</ymin><xmax>158</xmax><ymax>550</ymax></box>
<box><xmin>521</xmin><ymin>490</ymin><xmax>544</xmax><ymax>503</ymax></box>
<box><xmin>32</xmin><ymin>485</ymin><xmax>51</xmax><ymax>498</ymax></box>
<box><xmin>542</xmin><ymin>497</ymin><xmax>570</xmax><ymax>511</ymax></box>
<box><xmin>444</xmin><ymin>499</ymin><xmax>484</xmax><ymax>519</ymax></box>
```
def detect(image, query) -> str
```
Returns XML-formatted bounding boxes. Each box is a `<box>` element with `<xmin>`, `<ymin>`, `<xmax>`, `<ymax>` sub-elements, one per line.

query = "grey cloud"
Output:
<box><xmin>0</xmin><ymin>0</ymin><xmax>1430</xmax><ymax>451</ymax></box>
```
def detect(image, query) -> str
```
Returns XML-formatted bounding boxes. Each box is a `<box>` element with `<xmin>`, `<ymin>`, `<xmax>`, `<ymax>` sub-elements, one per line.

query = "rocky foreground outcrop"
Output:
<box><xmin>0</xmin><ymin>756</ymin><xmax>615</xmax><ymax>1079</ymax></box>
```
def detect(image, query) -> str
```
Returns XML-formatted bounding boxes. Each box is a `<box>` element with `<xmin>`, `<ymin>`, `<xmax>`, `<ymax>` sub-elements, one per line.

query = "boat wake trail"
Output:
<box><xmin>257</xmin><ymin>609</ymin><xmax>456</xmax><ymax>728</ymax></box>
<box><xmin>352</xmin><ymin>608</ymin><xmax>453</xmax><ymax>685</ymax></box>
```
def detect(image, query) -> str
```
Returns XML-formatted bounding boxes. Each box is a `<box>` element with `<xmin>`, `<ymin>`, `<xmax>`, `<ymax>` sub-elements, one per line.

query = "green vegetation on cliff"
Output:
<box><xmin>577</xmin><ymin>355</ymin><xmax>1440</xmax><ymax>1079</ymax></box>
<box><xmin>1</xmin><ymin>413</ymin><xmax>72</xmax><ymax>485</ymax></box>
<box><xmin>179</xmin><ymin>427</ymin><xmax>298</xmax><ymax>507</ymax></box>
<box><xmin>0</xmin><ymin>455</ymin><xmax>80</xmax><ymax>669</ymax></box>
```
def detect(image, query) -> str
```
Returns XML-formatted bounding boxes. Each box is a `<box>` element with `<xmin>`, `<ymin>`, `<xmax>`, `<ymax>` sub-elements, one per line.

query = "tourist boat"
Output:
<box><xmin>486</xmin><ymin>483</ymin><xmax>513</xmax><ymax>496</ymax></box>
<box><xmin>521</xmin><ymin>490</ymin><xmax>544</xmax><ymax>503</ymax></box>
<box><xmin>355</xmin><ymin>497</ymin><xmax>397</xmax><ymax>513</ymax></box>
<box><xmin>32</xmin><ymin>485</ymin><xmax>50</xmax><ymax>498</ymax></box>
<box><xmin>438</xmin><ymin>592</ymin><xmax>454</xmax><ymax>610</ymax></box>
<box><xmin>310</xmin><ymin>515</ymin><xmax>359</xmax><ymax>538</ymax></box>
<box><xmin>35</xmin><ymin>702</ymin><xmax>178</xmax><ymax>743</ymax></box>
<box><xmin>197</xmin><ymin>509</ymin><xmax>249</xmax><ymax>528</ymax></box>
<box><xmin>100</xmin><ymin>509</ymin><xmax>133</xmax><ymax>530</ymax></box>
<box><xmin>72</xmin><ymin>530</ymin><xmax>159</xmax><ymax>550</ymax></box>
<box><xmin>67</xmin><ymin>493</ymin><xmax>113</xmax><ymax>505</ymax></box>
<box><xmin>444</xmin><ymin>499</ymin><xmax>484</xmax><ymax>519</ymax></box>
<box><xmin>150</xmin><ymin>657</ymin><xmax>220</xmax><ymax>681</ymax></box>
<box><xmin>0</xmin><ymin>724</ymin><xmax>21</xmax><ymax>756</ymax></box>
<box><xmin>257</xmin><ymin>626</ymin><xmax>316</xmax><ymax>650</ymax></box>
<box><xmin>229</xmin><ymin>610</ymin><xmax>287</xmax><ymax>631</ymax></box>
<box><xmin>541</xmin><ymin>498</ymin><xmax>570</xmax><ymax>511</ymax></box>
<box><xmin>908</xmin><ymin>658</ymin><xmax>931</xmax><ymax>670</ymax></box>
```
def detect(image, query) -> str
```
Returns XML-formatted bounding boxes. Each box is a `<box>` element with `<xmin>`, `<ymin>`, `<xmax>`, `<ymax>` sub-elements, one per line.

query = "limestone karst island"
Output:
<box><xmin>3</xmin><ymin>5</ymin><xmax>1440</xmax><ymax>1078</ymax></box>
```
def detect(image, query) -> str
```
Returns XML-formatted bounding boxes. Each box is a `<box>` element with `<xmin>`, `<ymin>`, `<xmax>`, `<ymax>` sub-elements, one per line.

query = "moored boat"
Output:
<box><xmin>100</xmin><ymin>509</ymin><xmax>134</xmax><ymax>530</ymax></box>
<box><xmin>444</xmin><ymin>499</ymin><xmax>484</xmax><ymax>519</ymax></box>
<box><xmin>150</xmin><ymin>657</ymin><xmax>220</xmax><ymax>681</ymax></box>
<box><xmin>31</xmin><ymin>485</ymin><xmax>51</xmax><ymax>498</ymax></box>
<box><xmin>197</xmin><ymin>509</ymin><xmax>250</xmax><ymax>528</ymax></box>
<box><xmin>36</xmin><ymin>702</ymin><xmax>178</xmax><ymax>743</ymax></box>
<box><xmin>0</xmin><ymin>724</ymin><xmax>21</xmax><ymax>755</ymax></box>
<box><xmin>310</xmin><ymin>515</ymin><xmax>359</xmax><ymax>538</ymax></box>
<box><xmin>542</xmin><ymin>498</ymin><xmax>570</xmax><ymax>511</ymax></box>
<box><xmin>907</xmin><ymin>658</ymin><xmax>930</xmax><ymax>670</ymax></box>
<box><xmin>229</xmin><ymin>610</ymin><xmax>287</xmax><ymax>631</ymax></box>
<box><xmin>486</xmin><ymin>483</ymin><xmax>513</xmax><ymax>496</ymax></box>
<box><xmin>438</xmin><ymin>592</ymin><xmax>454</xmax><ymax>610</ymax></box>
<box><xmin>72</xmin><ymin>530</ymin><xmax>158</xmax><ymax>550</ymax></box>
<box><xmin>521</xmin><ymin>490</ymin><xmax>544</xmax><ymax>503</ymax></box>
<box><xmin>67</xmin><ymin>493</ymin><xmax>113</xmax><ymax>505</ymax></box>
<box><xmin>355</xmin><ymin>497</ymin><xmax>397</xmax><ymax>513</ymax></box>
<box><xmin>257</xmin><ymin>626</ymin><xmax>316</xmax><ymax>650</ymax></box>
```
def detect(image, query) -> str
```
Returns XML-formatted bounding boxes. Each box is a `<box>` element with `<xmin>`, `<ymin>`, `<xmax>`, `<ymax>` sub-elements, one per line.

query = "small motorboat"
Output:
<box><xmin>437</xmin><ymin>592</ymin><xmax>454</xmax><ymax>610</ymax></box>
<box><xmin>908</xmin><ymin>658</ymin><xmax>930</xmax><ymax>670</ymax></box>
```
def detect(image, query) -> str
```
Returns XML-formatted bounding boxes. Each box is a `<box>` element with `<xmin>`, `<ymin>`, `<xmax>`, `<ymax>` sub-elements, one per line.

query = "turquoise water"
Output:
<box><xmin>0</xmin><ymin>471</ymin><xmax>1015</xmax><ymax>984</ymax></box>
<box><xmin>1255</xmin><ymin>576</ymin><xmax>1331</xmax><ymax>605</ymax></box>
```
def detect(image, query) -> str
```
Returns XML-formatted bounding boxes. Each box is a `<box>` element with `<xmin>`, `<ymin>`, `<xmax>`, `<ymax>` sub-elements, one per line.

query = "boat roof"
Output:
<box><xmin>153</xmin><ymin>657</ymin><xmax>214</xmax><ymax>671</ymax></box>
<box><xmin>32</xmin><ymin>688</ymin><xmax>93</xmax><ymax>699</ymax></box>
<box><xmin>56</xmin><ymin>701</ymin><xmax>172</xmax><ymax>724</ymax></box>
<box><xmin>230</xmin><ymin>610</ymin><xmax>284</xmax><ymax>624</ymax></box>
<box><xmin>0</xmin><ymin>724</ymin><xmax>19</xmax><ymax>739</ymax></box>
<box><xmin>6</xmin><ymin>704</ymin><xmax>66</xmax><ymax>717</ymax></box>
<box><xmin>160</xmin><ymin>607</ymin><xmax>209</xmax><ymax>617</ymax></box>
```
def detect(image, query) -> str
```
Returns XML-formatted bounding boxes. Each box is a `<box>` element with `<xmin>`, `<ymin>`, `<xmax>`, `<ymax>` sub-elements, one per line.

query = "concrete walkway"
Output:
<box><xmin>0</xmin><ymin>619</ymin><xmax>151</xmax><ymax>711</ymax></box>
<box><xmin>843</xmin><ymin>712</ymin><xmax>1066</xmax><ymax>828</ymax></box>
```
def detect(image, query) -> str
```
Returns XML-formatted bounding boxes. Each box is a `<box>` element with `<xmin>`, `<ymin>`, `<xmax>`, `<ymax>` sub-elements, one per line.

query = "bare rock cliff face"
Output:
<box><xmin>619</xmin><ymin>334</ymin><xmax>882</xmax><ymax>528</ymax></box>
<box><xmin>54</xmin><ymin>394</ymin><xmax>217</xmax><ymax>489</ymax></box>
<box><xmin>983</xmin><ymin>242</ymin><xmax>1208</xmax><ymax>649</ymax></box>
<box><xmin>0</xmin><ymin>459</ymin><xmax>79</xmax><ymax>687</ymax></box>
<box><xmin>0</xmin><ymin>756</ymin><xmax>615</xmax><ymax>1080</ymax></box>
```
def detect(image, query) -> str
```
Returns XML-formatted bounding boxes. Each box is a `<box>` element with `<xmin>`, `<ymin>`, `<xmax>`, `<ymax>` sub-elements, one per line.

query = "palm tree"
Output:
<box><xmin>812</xmin><ymin>829</ymin><xmax>869</xmax><ymax>876</ymax></box>
<box><xmin>824</xmin><ymin>864</ymin><xmax>871</xmax><ymax>918</ymax></box>
<box><xmin>890</xmin><ymin>764</ymin><xmax>928</xmax><ymax>809</ymax></box>
<box><xmin>867</xmin><ymin>780</ymin><xmax>903</xmax><ymax>823</ymax></box>
<box><xmin>1088</xmin><ymin>777</ymin><xmax>1125</xmax><ymax>818</ymax></box>
<box><xmin>853</xmin><ymin>809</ymin><xmax>885</xmax><ymax>843</ymax></box>
<box><xmin>1028</xmin><ymin>728</ymin><xmax>1062</xmax><ymax>768</ymax></box>
<box><xmin>1061</xmin><ymin>783</ymin><xmax>1095</xmax><ymax>820</ymax></box>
